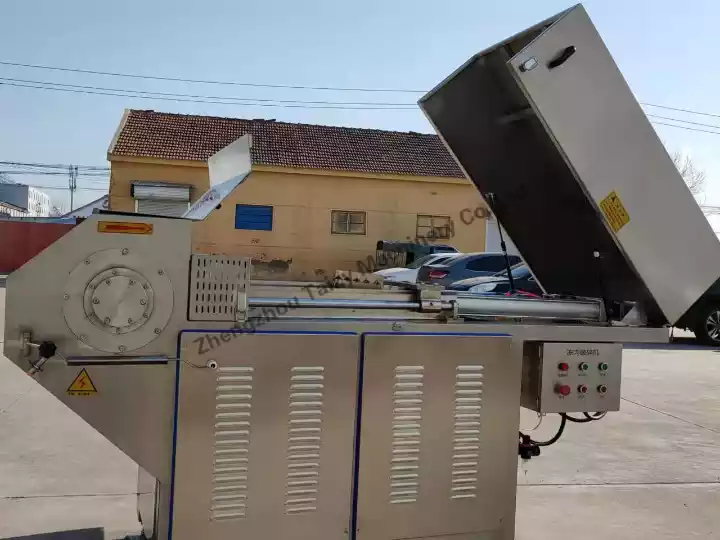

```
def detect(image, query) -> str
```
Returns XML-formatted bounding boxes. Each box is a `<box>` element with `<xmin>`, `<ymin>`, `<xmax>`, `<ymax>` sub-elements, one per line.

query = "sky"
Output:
<box><xmin>1</xmin><ymin>0</ymin><xmax>719</xmax><ymax>227</ymax></box>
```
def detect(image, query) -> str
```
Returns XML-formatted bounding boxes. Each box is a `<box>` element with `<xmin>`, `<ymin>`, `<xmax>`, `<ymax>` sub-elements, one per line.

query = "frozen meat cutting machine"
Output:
<box><xmin>5</xmin><ymin>5</ymin><xmax>720</xmax><ymax>540</ymax></box>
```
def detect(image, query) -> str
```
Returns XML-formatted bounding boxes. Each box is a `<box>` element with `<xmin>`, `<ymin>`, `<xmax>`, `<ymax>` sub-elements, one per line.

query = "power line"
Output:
<box><xmin>5</xmin><ymin>59</ymin><xmax>720</xmax><ymax>119</ymax></box>
<box><xmin>646</xmin><ymin>114</ymin><xmax>720</xmax><ymax>130</ymax></box>
<box><xmin>0</xmin><ymin>172</ymin><xmax>110</xmax><ymax>188</ymax></box>
<box><xmin>0</xmin><ymin>60</ymin><xmax>425</xmax><ymax>94</ymax></box>
<box><xmin>0</xmin><ymin>77</ymin><xmax>416</xmax><ymax>107</ymax></box>
<box><xmin>651</xmin><ymin>120</ymin><xmax>720</xmax><ymax>136</ymax></box>
<box><xmin>642</xmin><ymin>102</ymin><xmax>720</xmax><ymax>120</ymax></box>
<box><xmin>7</xmin><ymin>78</ymin><xmax>720</xmax><ymax>128</ymax></box>
<box><xmin>0</xmin><ymin>81</ymin><xmax>419</xmax><ymax>110</ymax></box>
<box><xmin>7</xmin><ymin>83</ymin><xmax>720</xmax><ymax>136</ymax></box>
<box><xmin>11</xmin><ymin>79</ymin><xmax>720</xmax><ymax>127</ymax></box>
<box><xmin>0</xmin><ymin>160</ymin><xmax>108</xmax><ymax>171</ymax></box>
<box><xmin>25</xmin><ymin>185</ymin><xmax>107</xmax><ymax>192</ymax></box>
<box><xmin>0</xmin><ymin>170</ymin><xmax>108</xmax><ymax>177</ymax></box>
<box><xmin>0</xmin><ymin>161</ymin><xmax>110</xmax><ymax>200</ymax></box>
<box><xmin>4</xmin><ymin>65</ymin><xmax>720</xmax><ymax>136</ymax></box>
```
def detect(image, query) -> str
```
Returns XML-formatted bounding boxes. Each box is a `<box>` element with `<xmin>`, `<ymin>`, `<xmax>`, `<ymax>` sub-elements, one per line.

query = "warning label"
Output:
<box><xmin>599</xmin><ymin>191</ymin><xmax>630</xmax><ymax>233</ymax></box>
<box><xmin>67</xmin><ymin>369</ymin><xmax>97</xmax><ymax>396</ymax></box>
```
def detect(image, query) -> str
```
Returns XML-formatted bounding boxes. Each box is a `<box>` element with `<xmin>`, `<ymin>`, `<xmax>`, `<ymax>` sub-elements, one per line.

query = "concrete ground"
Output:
<box><xmin>0</xmin><ymin>288</ymin><xmax>719</xmax><ymax>539</ymax></box>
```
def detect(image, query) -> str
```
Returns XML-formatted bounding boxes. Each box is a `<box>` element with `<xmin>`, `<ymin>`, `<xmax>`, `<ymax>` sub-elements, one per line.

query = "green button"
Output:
<box><xmin>579</xmin><ymin>362</ymin><xmax>589</xmax><ymax>371</ymax></box>
<box><xmin>599</xmin><ymin>362</ymin><xmax>609</xmax><ymax>371</ymax></box>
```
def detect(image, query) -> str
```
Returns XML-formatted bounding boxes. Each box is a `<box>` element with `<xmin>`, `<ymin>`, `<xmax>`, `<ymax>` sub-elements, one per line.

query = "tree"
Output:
<box><xmin>672</xmin><ymin>152</ymin><xmax>705</xmax><ymax>197</ymax></box>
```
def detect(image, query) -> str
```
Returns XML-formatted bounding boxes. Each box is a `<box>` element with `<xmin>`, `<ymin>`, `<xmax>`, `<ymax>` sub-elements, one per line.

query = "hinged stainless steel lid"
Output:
<box><xmin>419</xmin><ymin>4</ymin><xmax>720</xmax><ymax>325</ymax></box>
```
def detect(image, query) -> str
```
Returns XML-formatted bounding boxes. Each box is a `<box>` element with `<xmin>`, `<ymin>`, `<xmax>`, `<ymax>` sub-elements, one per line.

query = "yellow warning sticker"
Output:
<box><xmin>67</xmin><ymin>369</ymin><xmax>97</xmax><ymax>396</ymax></box>
<box><xmin>599</xmin><ymin>190</ymin><xmax>630</xmax><ymax>233</ymax></box>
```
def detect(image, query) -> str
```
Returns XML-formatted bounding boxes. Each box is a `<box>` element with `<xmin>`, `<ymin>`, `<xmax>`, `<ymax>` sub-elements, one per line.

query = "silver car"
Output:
<box><xmin>417</xmin><ymin>252</ymin><xmax>522</xmax><ymax>287</ymax></box>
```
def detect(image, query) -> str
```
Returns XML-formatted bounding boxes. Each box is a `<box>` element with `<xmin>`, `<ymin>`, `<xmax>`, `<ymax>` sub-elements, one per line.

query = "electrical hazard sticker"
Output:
<box><xmin>67</xmin><ymin>369</ymin><xmax>97</xmax><ymax>396</ymax></box>
<box><xmin>599</xmin><ymin>190</ymin><xmax>630</xmax><ymax>233</ymax></box>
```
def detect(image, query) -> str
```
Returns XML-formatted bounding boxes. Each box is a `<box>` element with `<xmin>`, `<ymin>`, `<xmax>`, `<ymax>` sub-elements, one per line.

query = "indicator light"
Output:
<box><xmin>597</xmin><ymin>384</ymin><xmax>608</xmax><ymax>394</ymax></box>
<box><xmin>599</xmin><ymin>362</ymin><xmax>609</xmax><ymax>371</ymax></box>
<box><xmin>578</xmin><ymin>384</ymin><xmax>588</xmax><ymax>394</ymax></box>
<box><xmin>558</xmin><ymin>362</ymin><xmax>569</xmax><ymax>371</ymax></box>
<box><xmin>579</xmin><ymin>362</ymin><xmax>589</xmax><ymax>372</ymax></box>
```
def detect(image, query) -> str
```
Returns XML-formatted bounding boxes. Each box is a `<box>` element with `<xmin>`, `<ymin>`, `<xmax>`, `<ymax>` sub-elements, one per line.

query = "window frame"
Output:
<box><xmin>331</xmin><ymin>210</ymin><xmax>367</xmax><ymax>235</ymax></box>
<box><xmin>416</xmin><ymin>214</ymin><xmax>452</xmax><ymax>240</ymax></box>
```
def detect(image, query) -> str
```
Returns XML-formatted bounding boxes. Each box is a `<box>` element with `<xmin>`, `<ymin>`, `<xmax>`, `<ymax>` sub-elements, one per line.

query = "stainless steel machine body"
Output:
<box><xmin>4</xmin><ymin>4</ymin><xmax>717</xmax><ymax>540</ymax></box>
<box><xmin>0</xmin><ymin>216</ymin><xmax>667</xmax><ymax>540</ymax></box>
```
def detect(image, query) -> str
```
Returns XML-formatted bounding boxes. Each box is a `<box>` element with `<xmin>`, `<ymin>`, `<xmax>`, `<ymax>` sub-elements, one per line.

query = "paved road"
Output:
<box><xmin>1</xmin><ymin>287</ymin><xmax>719</xmax><ymax>539</ymax></box>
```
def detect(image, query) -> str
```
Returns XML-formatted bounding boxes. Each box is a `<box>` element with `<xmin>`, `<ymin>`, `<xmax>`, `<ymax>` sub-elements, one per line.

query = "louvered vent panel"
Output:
<box><xmin>211</xmin><ymin>366</ymin><xmax>254</xmax><ymax>520</ymax></box>
<box><xmin>285</xmin><ymin>366</ymin><xmax>325</xmax><ymax>514</ymax></box>
<box><xmin>451</xmin><ymin>365</ymin><xmax>483</xmax><ymax>500</ymax></box>
<box><xmin>389</xmin><ymin>365</ymin><xmax>425</xmax><ymax>504</ymax></box>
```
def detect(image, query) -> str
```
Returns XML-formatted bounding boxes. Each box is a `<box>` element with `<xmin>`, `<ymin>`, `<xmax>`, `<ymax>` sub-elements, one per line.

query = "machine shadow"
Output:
<box><xmin>3</xmin><ymin>528</ymin><xmax>142</xmax><ymax>540</ymax></box>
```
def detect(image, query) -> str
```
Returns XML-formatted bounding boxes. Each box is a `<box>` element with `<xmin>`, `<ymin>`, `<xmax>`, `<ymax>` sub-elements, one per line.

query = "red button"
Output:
<box><xmin>555</xmin><ymin>384</ymin><xmax>571</xmax><ymax>396</ymax></box>
<box><xmin>558</xmin><ymin>362</ymin><xmax>569</xmax><ymax>371</ymax></box>
<box><xmin>578</xmin><ymin>384</ymin><xmax>588</xmax><ymax>394</ymax></box>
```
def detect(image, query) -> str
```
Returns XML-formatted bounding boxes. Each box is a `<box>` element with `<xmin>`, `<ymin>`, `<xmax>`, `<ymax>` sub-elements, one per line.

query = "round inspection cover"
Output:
<box><xmin>83</xmin><ymin>268</ymin><xmax>154</xmax><ymax>334</ymax></box>
<box><xmin>63</xmin><ymin>248</ymin><xmax>174</xmax><ymax>353</ymax></box>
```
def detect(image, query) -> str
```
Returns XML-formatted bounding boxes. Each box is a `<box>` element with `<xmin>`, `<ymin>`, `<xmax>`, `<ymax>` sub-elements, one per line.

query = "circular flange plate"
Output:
<box><xmin>83</xmin><ymin>268</ymin><xmax>154</xmax><ymax>334</ymax></box>
<box><xmin>63</xmin><ymin>248</ymin><xmax>174</xmax><ymax>353</ymax></box>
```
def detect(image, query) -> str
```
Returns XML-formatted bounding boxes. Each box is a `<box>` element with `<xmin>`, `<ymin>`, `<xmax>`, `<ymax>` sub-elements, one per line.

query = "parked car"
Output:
<box><xmin>375</xmin><ymin>240</ymin><xmax>458</xmax><ymax>267</ymax></box>
<box><xmin>447</xmin><ymin>263</ymin><xmax>542</xmax><ymax>296</ymax></box>
<box><xmin>417</xmin><ymin>252</ymin><xmax>522</xmax><ymax>287</ymax></box>
<box><xmin>675</xmin><ymin>279</ymin><xmax>720</xmax><ymax>345</ymax></box>
<box><xmin>374</xmin><ymin>253</ymin><xmax>463</xmax><ymax>284</ymax></box>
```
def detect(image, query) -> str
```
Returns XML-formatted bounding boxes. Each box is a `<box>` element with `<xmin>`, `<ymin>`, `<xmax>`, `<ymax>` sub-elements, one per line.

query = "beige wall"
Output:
<box><xmin>109</xmin><ymin>158</ymin><xmax>488</xmax><ymax>279</ymax></box>
<box><xmin>109</xmin><ymin>159</ymin><xmax>209</xmax><ymax>211</ymax></box>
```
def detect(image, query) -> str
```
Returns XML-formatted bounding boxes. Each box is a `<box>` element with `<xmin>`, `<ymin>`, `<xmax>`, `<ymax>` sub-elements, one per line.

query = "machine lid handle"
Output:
<box><xmin>547</xmin><ymin>45</ymin><xmax>576</xmax><ymax>69</ymax></box>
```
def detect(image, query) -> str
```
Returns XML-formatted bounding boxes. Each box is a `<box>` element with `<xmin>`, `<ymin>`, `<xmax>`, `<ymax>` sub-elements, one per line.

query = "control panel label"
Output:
<box><xmin>565</xmin><ymin>348</ymin><xmax>600</xmax><ymax>356</ymax></box>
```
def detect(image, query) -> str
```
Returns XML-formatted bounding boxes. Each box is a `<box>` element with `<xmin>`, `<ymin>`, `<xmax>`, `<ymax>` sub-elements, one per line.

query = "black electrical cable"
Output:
<box><xmin>562</xmin><ymin>412</ymin><xmax>595</xmax><ymax>423</ymax></box>
<box><xmin>519</xmin><ymin>409</ymin><xmax>607</xmax><ymax>452</ymax></box>
<box><xmin>518</xmin><ymin>414</ymin><xmax>568</xmax><ymax>448</ymax></box>
<box><xmin>532</xmin><ymin>414</ymin><xmax>566</xmax><ymax>446</ymax></box>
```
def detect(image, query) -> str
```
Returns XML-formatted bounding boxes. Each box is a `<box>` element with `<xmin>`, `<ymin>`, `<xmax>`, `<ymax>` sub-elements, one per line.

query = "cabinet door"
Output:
<box><xmin>356</xmin><ymin>333</ymin><xmax>519</xmax><ymax>540</ymax></box>
<box><xmin>173</xmin><ymin>331</ymin><xmax>360</xmax><ymax>540</ymax></box>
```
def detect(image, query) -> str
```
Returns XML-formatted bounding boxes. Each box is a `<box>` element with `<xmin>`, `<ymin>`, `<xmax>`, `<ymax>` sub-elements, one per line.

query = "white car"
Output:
<box><xmin>374</xmin><ymin>253</ymin><xmax>463</xmax><ymax>284</ymax></box>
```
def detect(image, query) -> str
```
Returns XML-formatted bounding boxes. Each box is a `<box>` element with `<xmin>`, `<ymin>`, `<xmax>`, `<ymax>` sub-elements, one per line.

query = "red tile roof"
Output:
<box><xmin>110</xmin><ymin>110</ymin><xmax>465</xmax><ymax>179</ymax></box>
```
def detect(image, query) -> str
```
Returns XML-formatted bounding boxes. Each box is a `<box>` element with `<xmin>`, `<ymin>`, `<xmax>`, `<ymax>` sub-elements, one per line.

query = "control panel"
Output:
<box><xmin>520</xmin><ymin>342</ymin><xmax>622</xmax><ymax>413</ymax></box>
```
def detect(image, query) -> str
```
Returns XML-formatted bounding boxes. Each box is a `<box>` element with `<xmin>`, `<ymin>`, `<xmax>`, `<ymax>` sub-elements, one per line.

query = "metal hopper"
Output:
<box><xmin>419</xmin><ymin>4</ymin><xmax>720</xmax><ymax>325</ymax></box>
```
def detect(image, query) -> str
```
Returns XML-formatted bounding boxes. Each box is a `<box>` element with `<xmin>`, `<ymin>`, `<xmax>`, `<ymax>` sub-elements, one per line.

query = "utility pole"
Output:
<box><xmin>68</xmin><ymin>165</ymin><xmax>77</xmax><ymax>211</ymax></box>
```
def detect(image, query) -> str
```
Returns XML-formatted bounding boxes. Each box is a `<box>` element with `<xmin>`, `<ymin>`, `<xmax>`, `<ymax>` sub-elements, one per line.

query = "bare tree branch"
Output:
<box><xmin>672</xmin><ymin>152</ymin><xmax>705</xmax><ymax>196</ymax></box>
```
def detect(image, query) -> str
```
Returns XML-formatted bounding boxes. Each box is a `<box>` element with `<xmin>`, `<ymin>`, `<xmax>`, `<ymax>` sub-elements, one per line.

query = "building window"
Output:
<box><xmin>416</xmin><ymin>215</ymin><xmax>452</xmax><ymax>239</ymax></box>
<box><xmin>331</xmin><ymin>210</ymin><xmax>366</xmax><ymax>235</ymax></box>
<box><xmin>235</xmin><ymin>204</ymin><xmax>273</xmax><ymax>231</ymax></box>
<box><xmin>132</xmin><ymin>181</ymin><xmax>191</xmax><ymax>217</ymax></box>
